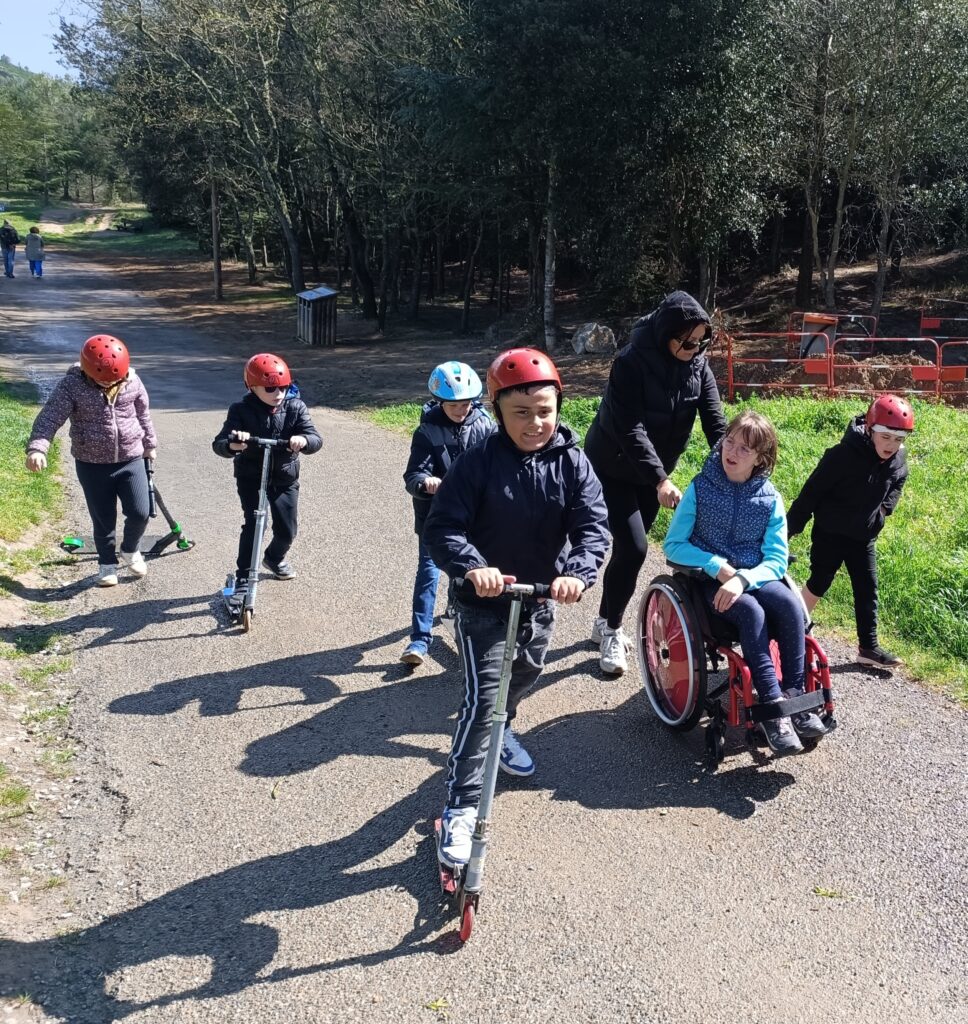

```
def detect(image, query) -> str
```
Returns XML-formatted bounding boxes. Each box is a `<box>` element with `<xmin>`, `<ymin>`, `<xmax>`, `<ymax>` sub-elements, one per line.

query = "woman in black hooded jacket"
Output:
<box><xmin>584</xmin><ymin>291</ymin><xmax>727</xmax><ymax>675</ymax></box>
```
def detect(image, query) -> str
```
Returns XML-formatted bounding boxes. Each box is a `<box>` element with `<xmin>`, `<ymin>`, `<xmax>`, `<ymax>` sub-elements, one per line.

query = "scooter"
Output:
<box><xmin>221</xmin><ymin>435</ymin><xmax>287</xmax><ymax>632</ymax></box>
<box><xmin>145</xmin><ymin>460</ymin><xmax>196</xmax><ymax>556</ymax></box>
<box><xmin>436</xmin><ymin>578</ymin><xmax>550</xmax><ymax>943</ymax></box>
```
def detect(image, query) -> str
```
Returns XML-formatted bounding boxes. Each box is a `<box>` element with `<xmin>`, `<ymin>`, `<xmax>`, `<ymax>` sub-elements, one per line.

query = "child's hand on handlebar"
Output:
<box><xmin>550</xmin><ymin>576</ymin><xmax>585</xmax><ymax>605</ymax></box>
<box><xmin>465</xmin><ymin>567</ymin><xmax>508</xmax><ymax>598</ymax></box>
<box><xmin>289</xmin><ymin>435</ymin><xmax>307</xmax><ymax>453</ymax></box>
<box><xmin>229</xmin><ymin>430</ymin><xmax>250</xmax><ymax>451</ymax></box>
<box><xmin>713</xmin><ymin>576</ymin><xmax>744</xmax><ymax>612</ymax></box>
<box><xmin>423</xmin><ymin>476</ymin><xmax>442</xmax><ymax>495</ymax></box>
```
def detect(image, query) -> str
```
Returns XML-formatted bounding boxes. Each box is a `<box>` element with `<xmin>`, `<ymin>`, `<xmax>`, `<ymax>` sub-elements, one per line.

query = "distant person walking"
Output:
<box><xmin>0</xmin><ymin>219</ymin><xmax>19</xmax><ymax>278</ymax></box>
<box><xmin>25</xmin><ymin>226</ymin><xmax>44</xmax><ymax>278</ymax></box>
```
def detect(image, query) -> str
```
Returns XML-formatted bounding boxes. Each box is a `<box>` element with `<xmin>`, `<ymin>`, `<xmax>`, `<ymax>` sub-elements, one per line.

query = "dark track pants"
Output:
<box><xmin>597</xmin><ymin>474</ymin><xmax>661</xmax><ymax>628</ymax></box>
<box><xmin>74</xmin><ymin>457</ymin><xmax>151</xmax><ymax>564</ymax></box>
<box><xmin>235</xmin><ymin>478</ymin><xmax>299</xmax><ymax>580</ymax></box>
<box><xmin>806</xmin><ymin>527</ymin><xmax>879</xmax><ymax>648</ymax></box>
<box><xmin>446</xmin><ymin>598</ymin><xmax>556</xmax><ymax>809</ymax></box>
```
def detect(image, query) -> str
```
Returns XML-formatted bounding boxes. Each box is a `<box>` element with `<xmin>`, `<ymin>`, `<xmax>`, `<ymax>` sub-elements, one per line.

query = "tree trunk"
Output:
<box><xmin>236</xmin><ymin>208</ymin><xmax>258</xmax><ymax>285</ymax></box>
<box><xmin>794</xmin><ymin>207</ymin><xmax>815</xmax><ymax>309</ymax></box>
<box><xmin>461</xmin><ymin>219</ymin><xmax>484</xmax><ymax>335</ymax></box>
<box><xmin>210</xmin><ymin>173</ymin><xmax>223</xmax><ymax>302</ymax></box>
<box><xmin>698</xmin><ymin>251</ymin><xmax>719</xmax><ymax>311</ymax></box>
<box><xmin>435</xmin><ymin>228</ymin><xmax>445</xmax><ymax>297</ymax></box>
<box><xmin>377</xmin><ymin>224</ymin><xmax>391</xmax><ymax>332</ymax></box>
<box><xmin>330</xmin><ymin>165</ymin><xmax>376</xmax><ymax>317</ymax></box>
<box><xmin>408</xmin><ymin>227</ymin><xmax>423</xmax><ymax>321</ymax></box>
<box><xmin>871</xmin><ymin>198</ymin><xmax>895</xmax><ymax>319</ymax></box>
<box><xmin>543</xmin><ymin>166</ymin><xmax>557</xmax><ymax>353</ymax></box>
<box><xmin>768</xmin><ymin>209</ymin><xmax>783</xmax><ymax>274</ymax></box>
<box><xmin>823</xmin><ymin>106</ymin><xmax>861</xmax><ymax>310</ymax></box>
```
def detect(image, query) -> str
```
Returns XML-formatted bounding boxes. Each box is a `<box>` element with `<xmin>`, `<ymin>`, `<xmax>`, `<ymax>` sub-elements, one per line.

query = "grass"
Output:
<box><xmin>0</xmin><ymin>781</ymin><xmax>31</xmax><ymax>810</ymax></box>
<box><xmin>0</xmin><ymin>629</ymin><xmax>66</xmax><ymax>659</ymax></box>
<box><xmin>371</xmin><ymin>394</ymin><xmax>968</xmax><ymax>697</ymax></box>
<box><xmin>18</xmin><ymin>657</ymin><xmax>72</xmax><ymax>689</ymax></box>
<box><xmin>0</xmin><ymin>382</ymin><xmax>62</xmax><ymax>541</ymax></box>
<box><xmin>21</xmin><ymin>703</ymin><xmax>70</xmax><ymax>727</ymax></box>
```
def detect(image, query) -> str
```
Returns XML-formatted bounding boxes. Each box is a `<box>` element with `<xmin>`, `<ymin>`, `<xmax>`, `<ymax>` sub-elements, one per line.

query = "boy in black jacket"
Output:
<box><xmin>401</xmin><ymin>361</ymin><xmax>493</xmax><ymax>667</ymax></box>
<box><xmin>787</xmin><ymin>394</ymin><xmax>913</xmax><ymax>668</ymax></box>
<box><xmin>424</xmin><ymin>348</ymin><xmax>609</xmax><ymax>869</ymax></box>
<box><xmin>213</xmin><ymin>353</ymin><xmax>321</xmax><ymax>595</ymax></box>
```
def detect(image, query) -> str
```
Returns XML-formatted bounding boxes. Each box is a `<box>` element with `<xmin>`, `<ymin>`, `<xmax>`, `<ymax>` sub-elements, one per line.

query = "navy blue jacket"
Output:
<box><xmin>212</xmin><ymin>392</ymin><xmax>322</xmax><ymax>485</ymax></box>
<box><xmin>423</xmin><ymin>424</ymin><xmax>610</xmax><ymax>606</ymax></box>
<box><xmin>403</xmin><ymin>400</ymin><xmax>493</xmax><ymax>534</ymax></box>
<box><xmin>584</xmin><ymin>291</ymin><xmax>726</xmax><ymax>487</ymax></box>
<box><xmin>787</xmin><ymin>415</ymin><xmax>909</xmax><ymax>542</ymax></box>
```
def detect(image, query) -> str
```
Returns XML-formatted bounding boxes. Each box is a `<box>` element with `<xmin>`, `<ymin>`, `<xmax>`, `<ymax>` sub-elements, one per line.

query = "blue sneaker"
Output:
<box><xmin>499</xmin><ymin>728</ymin><xmax>535</xmax><ymax>777</ymax></box>
<box><xmin>438</xmin><ymin>805</ymin><xmax>477</xmax><ymax>868</ymax></box>
<box><xmin>400</xmin><ymin>641</ymin><xmax>428</xmax><ymax>666</ymax></box>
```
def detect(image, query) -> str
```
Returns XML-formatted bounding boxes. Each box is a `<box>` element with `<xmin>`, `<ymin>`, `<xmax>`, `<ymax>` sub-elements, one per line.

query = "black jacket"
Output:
<box><xmin>0</xmin><ymin>225</ymin><xmax>19</xmax><ymax>249</ymax></box>
<box><xmin>787</xmin><ymin>416</ymin><xmax>909</xmax><ymax>542</ymax></box>
<box><xmin>584</xmin><ymin>290</ymin><xmax>726</xmax><ymax>487</ymax></box>
<box><xmin>212</xmin><ymin>392</ymin><xmax>322</xmax><ymax>485</ymax></box>
<box><xmin>424</xmin><ymin>424</ymin><xmax>610</xmax><ymax>607</ymax></box>
<box><xmin>403</xmin><ymin>400</ymin><xmax>494</xmax><ymax>535</ymax></box>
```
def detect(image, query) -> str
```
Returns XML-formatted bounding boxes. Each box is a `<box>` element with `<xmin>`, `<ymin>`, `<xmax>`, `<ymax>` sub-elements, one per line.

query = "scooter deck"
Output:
<box><xmin>434</xmin><ymin>818</ymin><xmax>460</xmax><ymax>895</ymax></box>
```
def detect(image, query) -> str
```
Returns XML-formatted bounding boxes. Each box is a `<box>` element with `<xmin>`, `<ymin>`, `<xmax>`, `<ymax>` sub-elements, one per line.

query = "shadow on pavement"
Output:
<box><xmin>0</xmin><ymin>776</ymin><xmax>458</xmax><ymax>1023</ymax></box>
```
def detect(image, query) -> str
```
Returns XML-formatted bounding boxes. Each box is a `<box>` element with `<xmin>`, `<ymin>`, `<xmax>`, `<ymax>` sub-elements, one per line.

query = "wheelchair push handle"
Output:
<box><xmin>453</xmin><ymin>576</ymin><xmax>551</xmax><ymax>600</ymax></box>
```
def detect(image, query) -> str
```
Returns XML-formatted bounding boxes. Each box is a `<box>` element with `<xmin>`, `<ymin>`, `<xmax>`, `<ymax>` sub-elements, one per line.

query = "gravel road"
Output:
<box><xmin>0</xmin><ymin>254</ymin><xmax>965</xmax><ymax>1024</ymax></box>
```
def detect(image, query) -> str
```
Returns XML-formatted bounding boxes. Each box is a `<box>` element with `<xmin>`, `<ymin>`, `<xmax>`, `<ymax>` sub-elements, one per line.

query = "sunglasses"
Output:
<box><xmin>678</xmin><ymin>338</ymin><xmax>711</xmax><ymax>354</ymax></box>
<box><xmin>260</xmin><ymin>385</ymin><xmax>286</xmax><ymax>394</ymax></box>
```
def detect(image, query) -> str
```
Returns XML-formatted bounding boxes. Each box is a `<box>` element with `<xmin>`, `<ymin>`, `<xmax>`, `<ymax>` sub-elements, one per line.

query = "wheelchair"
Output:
<box><xmin>635</xmin><ymin>563</ymin><xmax>837</xmax><ymax>769</ymax></box>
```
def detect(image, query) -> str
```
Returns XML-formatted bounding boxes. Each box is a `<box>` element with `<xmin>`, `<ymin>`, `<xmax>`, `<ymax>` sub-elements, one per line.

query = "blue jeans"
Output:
<box><xmin>703</xmin><ymin>578</ymin><xmax>804</xmax><ymax>702</ymax></box>
<box><xmin>2</xmin><ymin>249</ymin><xmax>14</xmax><ymax>276</ymax></box>
<box><xmin>29</xmin><ymin>259</ymin><xmax>42</xmax><ymax>277</ymax></box>
<box><xmin>410</xmin><ymin>538</ymin><xmax>440</xmax><ymax>646</ymax></box>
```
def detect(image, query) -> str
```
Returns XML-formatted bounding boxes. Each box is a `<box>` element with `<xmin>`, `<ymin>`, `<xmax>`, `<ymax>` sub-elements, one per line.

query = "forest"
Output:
<box><xmin>3</xmin><ymin>1</ymin><xmax>968</xmax><ymax>341</ymax></box>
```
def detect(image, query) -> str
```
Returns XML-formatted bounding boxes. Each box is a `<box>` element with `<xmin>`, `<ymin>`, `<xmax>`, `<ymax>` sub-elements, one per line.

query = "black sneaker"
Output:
<box><xmin>262</xmin><ymin>557</ymin><xmax>295</xmax><ymax>580</ymax></box>
<box><xmin>759</xmin><ymin>700</ymin><xmax>804</xmax><ymax>757</ymax></box>
<box><xmin>858</xmin><ymin>645</ymin><xmax>902</xmax><ymax>668</ymax></box>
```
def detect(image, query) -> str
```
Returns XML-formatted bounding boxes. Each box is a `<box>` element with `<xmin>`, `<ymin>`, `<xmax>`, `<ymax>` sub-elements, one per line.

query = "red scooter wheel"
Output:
<box><xmin>459</xmin><ymin>901</ymin><xmax>475</xmax><ymax>942</ymax></box>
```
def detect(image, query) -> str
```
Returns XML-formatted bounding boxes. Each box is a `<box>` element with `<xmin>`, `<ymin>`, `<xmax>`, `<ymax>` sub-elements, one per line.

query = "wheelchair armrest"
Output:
<box><xmin>665</xmin><ymin>560</ymin><xmax>707</xmax><ymax>579</ymax></box>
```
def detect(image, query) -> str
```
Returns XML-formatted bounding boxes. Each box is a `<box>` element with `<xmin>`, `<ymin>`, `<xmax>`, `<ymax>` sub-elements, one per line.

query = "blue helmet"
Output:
<box><xmin>427</xmin><ymin>361</ymin><xmax>483</xmax><ymax>401</ymax></box>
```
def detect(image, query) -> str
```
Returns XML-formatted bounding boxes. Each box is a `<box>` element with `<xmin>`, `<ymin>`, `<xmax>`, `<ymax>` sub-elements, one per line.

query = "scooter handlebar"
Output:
<box><xmin>453</xmin><ymin>576</ymin><xmax>551</xmax><ymax>599</ymax></box>
<box><xmin>228</xmin><ymin>434</ymin><xmax>289</xmax><ymax>448</ymax></box>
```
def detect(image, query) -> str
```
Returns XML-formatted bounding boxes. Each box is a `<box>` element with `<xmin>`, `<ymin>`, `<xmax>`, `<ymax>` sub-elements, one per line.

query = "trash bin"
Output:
<box><xmin>297</xmin><ymin>287</ymin><xmax>338</xmax><ymax>347</ymax></box>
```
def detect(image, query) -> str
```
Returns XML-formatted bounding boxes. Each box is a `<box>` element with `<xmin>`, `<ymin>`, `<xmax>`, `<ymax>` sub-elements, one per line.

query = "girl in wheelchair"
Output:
<box><xmin>663</xmin><ymin>410</ymin><xmax>827</xmax><ymax>756</ymax></box>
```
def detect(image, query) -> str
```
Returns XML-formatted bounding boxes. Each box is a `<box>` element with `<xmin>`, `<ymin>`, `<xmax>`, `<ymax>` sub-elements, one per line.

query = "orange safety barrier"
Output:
<box><xmin>786</xmin><ymin>311</ymin><xmax>879</xmax><ymax>359</ymax></box>
<box><xmin>725</xmin><ymin>332</ymin><xmax>831</xmax><ymax>402</ymax></box>
<box><xmin>830</xmin><ymin>337</ymin><xmax>940</xmax><ymax>399</ymax></box>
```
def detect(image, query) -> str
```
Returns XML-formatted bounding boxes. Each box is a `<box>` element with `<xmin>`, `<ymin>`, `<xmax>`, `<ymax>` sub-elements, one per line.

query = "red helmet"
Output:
<box><xmin>866</xmin><ymin>394</ymin><xmax>914</xmax><ymax>432</ymax></box>
<box><xmin>486</xmin><ymin>348</ymin><xmax>562</xmax><ymax>402</ymax></box>
<box><xmin>244</xmin><ymin>353</ymin><xmax>292</xmax><ymax>389</ymax></box>
<box><xmin>80</xmin><ymin>335</ymin><xmax>129</xmax><ymax>385</ymax></box>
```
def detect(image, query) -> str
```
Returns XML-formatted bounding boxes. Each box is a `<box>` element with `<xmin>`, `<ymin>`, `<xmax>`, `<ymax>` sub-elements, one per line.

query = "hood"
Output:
<box><xmin>633</xmin><ymin>290</ymin><xmax>711</xmax><ymax>354</ymax></box>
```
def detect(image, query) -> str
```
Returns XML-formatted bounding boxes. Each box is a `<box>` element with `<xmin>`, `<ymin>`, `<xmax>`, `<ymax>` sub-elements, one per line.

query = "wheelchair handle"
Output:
<box><xmin>453</xmin><ymin>576</ymin><xmax>551</xmax><ymax>599</ymax></box>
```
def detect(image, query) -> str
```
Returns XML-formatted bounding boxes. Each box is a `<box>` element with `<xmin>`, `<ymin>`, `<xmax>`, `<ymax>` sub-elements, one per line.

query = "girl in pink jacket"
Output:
<box><xmin>26</xmin><ymin>335</ymin><xmax>158</xmax><ymax>587</ymax></box>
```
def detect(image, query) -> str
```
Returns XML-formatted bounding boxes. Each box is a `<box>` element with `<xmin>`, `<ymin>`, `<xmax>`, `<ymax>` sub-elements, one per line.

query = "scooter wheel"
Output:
<box><xmin>459</xmin><ymin>901</ymin><xmax>475</xmax><ymax>943</ymax></box>
<box><xmin>242</xmin><ymin>608</ymin><xmax>253</xmax><ymax>633</ymax></box>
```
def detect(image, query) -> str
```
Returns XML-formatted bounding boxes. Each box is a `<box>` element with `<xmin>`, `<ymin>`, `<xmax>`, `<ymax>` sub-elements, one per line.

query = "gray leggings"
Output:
<box><xmin>75</xmin><ymin>457</ymin><xmax>151</xmax><ymax>564</ymax></box>
<box><xmin>446</xmin><ymin>598</ymin><xmax>556</xmax><ymax>809</ymax></box>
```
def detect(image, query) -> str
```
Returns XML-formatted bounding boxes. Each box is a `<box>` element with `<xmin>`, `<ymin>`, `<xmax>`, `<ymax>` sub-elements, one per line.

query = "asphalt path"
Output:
<box><xmin>0</xmin><ymin>255</ymin><xmax>965</xmax><ymax>1024</ymax></box>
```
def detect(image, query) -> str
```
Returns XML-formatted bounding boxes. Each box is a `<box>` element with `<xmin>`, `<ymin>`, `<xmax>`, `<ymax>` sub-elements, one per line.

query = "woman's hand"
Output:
<box><xmin>713</xmin><ymin>576</ymin><xmax>744</xmax><ymax>613</ymax></box>
<box><xmin>145</xmin><ymin>449</ymin><xmax>157</xmax><ymax>461</ymax></box>
<box><xmin>423</xmin><ymin>476</ymin><xmax>442</xmax><ymax>495</ymax></box>
<box><xmin>25</xmin><ymin>452</ymin><xmax>47</xmax><ymax>473</ymax></box>
<box><xmin>550</xmin><ymin>576</ymin><xmax>584</xmax><ymax>605</ymax></box>
<box><xmin>656</xmin><ymin>478</ymin><xmax>682</xmax><ymax>509</ymax></box>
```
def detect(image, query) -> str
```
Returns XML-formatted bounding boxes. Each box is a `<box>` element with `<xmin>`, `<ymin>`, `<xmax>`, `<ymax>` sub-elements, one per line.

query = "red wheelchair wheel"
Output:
<box><xmin>636</xmin><ymin>577</ymin><xmax>706</xmax><ymax>731</ymax></box>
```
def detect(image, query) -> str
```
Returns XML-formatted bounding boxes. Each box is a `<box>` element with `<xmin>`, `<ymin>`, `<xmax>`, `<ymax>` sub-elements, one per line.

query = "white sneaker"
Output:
<box><xmin>97</xmin><ymin>564</ymin><xmax>119</xmax><ymax>587</ymax></box>
<box><xmin>591</xmin><ymin>616</ymin><xmax>607</xmax><ymax>644</ymax></box>
<box><xmin>599</xmin><ymin>626</ymin><xmax>630</xmax><ymax>675</ymax></box>
<box><xmin>499</xmin><ymin>727</ymin><xmax>535</xmax><ymax>776</ymax></box>
<box><xmin>121</xmin><ymin>550</ymin><xmax>148</xmax><ymax>577</ymax></box>
<box><xmin>438</xmin><ymin>805</ymin><xmax>477</xmax><ymax>868</ymax></box>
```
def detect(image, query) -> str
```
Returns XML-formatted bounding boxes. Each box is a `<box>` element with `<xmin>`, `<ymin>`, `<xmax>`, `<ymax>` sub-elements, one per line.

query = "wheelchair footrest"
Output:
<box><xmin>749</xmin><ymin>690</ymin><xmax>825</xmax><ymax>723</ymax></box>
